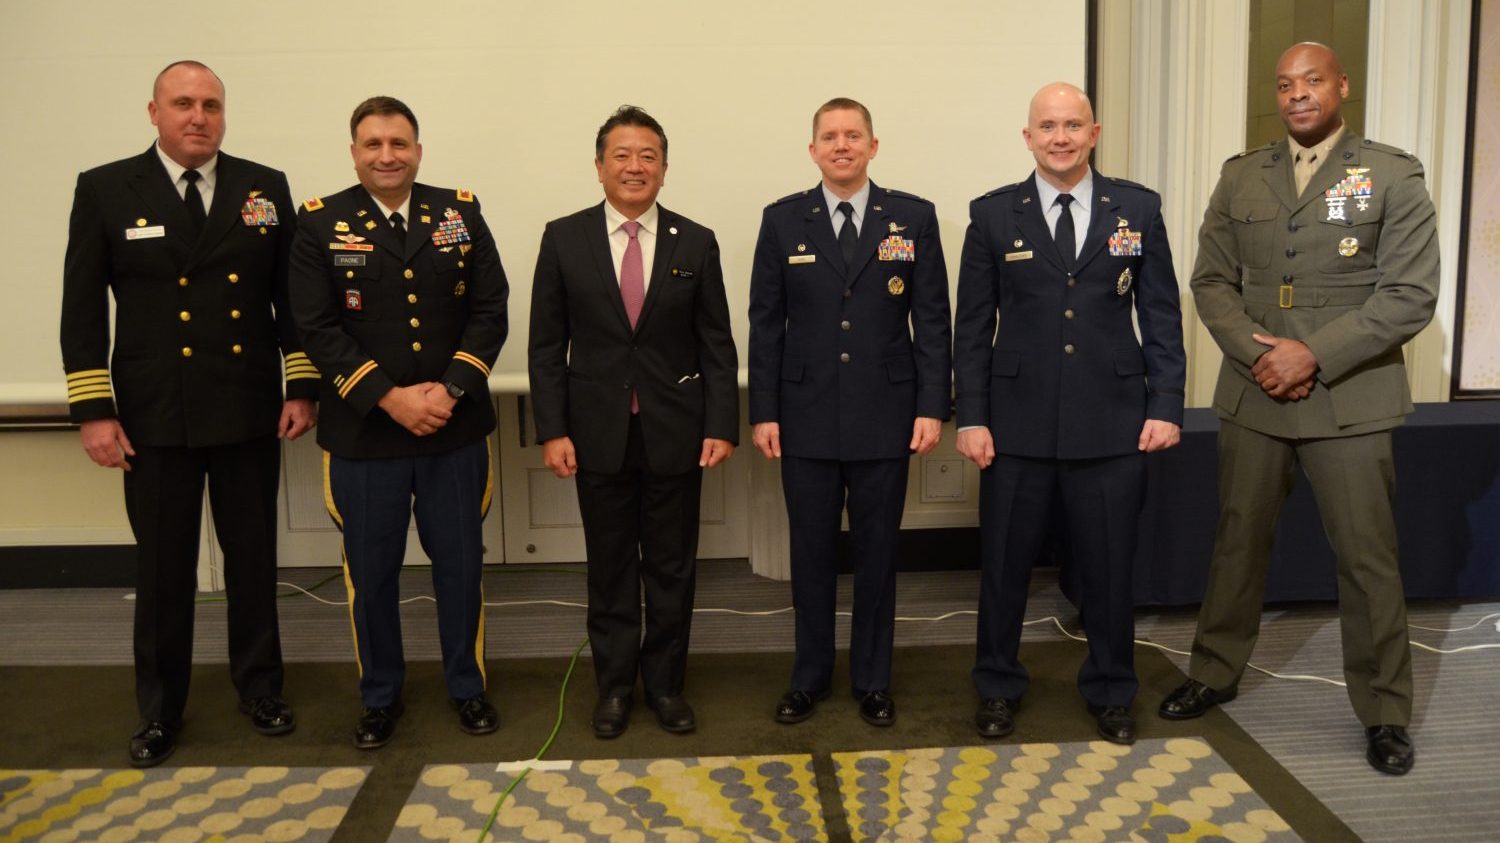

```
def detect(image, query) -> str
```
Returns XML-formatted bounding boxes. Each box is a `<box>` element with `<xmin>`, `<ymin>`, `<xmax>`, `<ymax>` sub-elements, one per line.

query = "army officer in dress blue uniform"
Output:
<box><xmin>61</xmin><ymin>61</ymin><xmax>317</xmax><ymax>767</ymax></box>
<box><xmin>288</xmin><ymin>97</ymin><xmax>509</xmax><ymax>749</ymax></box>
<box><xmin>954</xmin><ymin>83</ymin><xmax>1186</xmax><ymax>745</ymax></box>
<box><xmin>749</xmin><ymin>98</ymin><xmax>952</xmax><ymax>728</ymax></box>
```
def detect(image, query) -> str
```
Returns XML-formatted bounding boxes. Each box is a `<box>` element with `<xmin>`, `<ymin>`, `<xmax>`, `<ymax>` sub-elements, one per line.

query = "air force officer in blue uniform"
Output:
<box><xmin>749</xmin><ymin>98</ymin><xmax>952</xmax><ymax>728</ymax></box>
<box><xmin>954</xmin><ymin>83</ymin><xmax>1186</xmax><ymax>744</ymax></box>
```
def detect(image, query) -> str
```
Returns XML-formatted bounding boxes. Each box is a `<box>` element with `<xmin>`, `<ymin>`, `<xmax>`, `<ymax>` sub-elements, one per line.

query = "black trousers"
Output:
<box><xmin>972</xmin><ymin>451</ymin><xmax>1144</xmax><ymax>708</ymax></box>
<box><xmin>781</xmin><ymin>455</ymin><xmax>909</xmax><ymax>696</ymax></box>
<box><xmin>575</xmin><ymin>416</ymin><xmax>703</xmax><ymax>700</ymax></box>
<box><xmin>124</xmin><ymin>435</ymin><xmax>284</xmax><ymax>723</ymax></box>
<box><xmin>326</xmin><ymin>438</ymin><xmax>491</xmax><ymax>708</ymax></box>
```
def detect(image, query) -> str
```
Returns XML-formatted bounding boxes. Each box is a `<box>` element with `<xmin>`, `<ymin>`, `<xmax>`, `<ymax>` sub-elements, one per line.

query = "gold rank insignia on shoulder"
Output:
<box><xmin>456</xmin><ymin>188</ymin><xmax>474</xmax><ymax>202</ymax></box>
<box><xmin>302</xmin><ymin>196</ymin><xmax>324</xmax><ymax>212</ymax></box>
<box><xmin>334</xmin><ymin>221</ymin><xmax>350</xmax><ymax>233</ymax></box>
<box><xmin>1116</xmin><ymin>267</ymin><xmax>1133</xmax><ymax>296</ymax></box>
<box><xmin>889</xmin><ymin>222</ymin><xmax>907</xmax><ymax>234</ymax></box>
<box><xmin>1338</xmin><ymin>236</ymin><xmax>1360</xmax><ymax>257</ymax></box>
<box><xmin>888</xmin><ymin>276</ymin><xmax>906</xmax><ymax>295</ymax></box>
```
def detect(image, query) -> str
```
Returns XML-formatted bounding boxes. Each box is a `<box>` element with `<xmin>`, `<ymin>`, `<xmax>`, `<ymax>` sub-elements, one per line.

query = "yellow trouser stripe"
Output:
<box><xmin>324</xmin><ymin>450</ymin><xmax>361</xmax><ymax>677</ymax></box>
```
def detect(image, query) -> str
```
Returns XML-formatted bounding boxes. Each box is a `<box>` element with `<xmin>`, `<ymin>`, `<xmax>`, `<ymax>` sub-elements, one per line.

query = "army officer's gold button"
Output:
<box><xmin>228</xmin><ymin>273</ymin><xmax>239</xmax><ymax>283</ymax></box>
<box><xmin>411</xmin><ymin>341</ymin><xmax>423</xmax><ymax>352</ymax></box>
<box><xmin>179</xmin><ymin>311</ymin><xmax>191</xmax><ymax>322</ymax></box>
<box><xmin>409</xmin><ymin>318</ymin><xmax>420</xmax><ymax>328</ymax></box>
<box><xmin>181</xmin><ymin>347</ymin><xmax>193</xmax><ymax>357</ymax></box>
<box><xmin>232</xmin><ymin>344</ymin><xmax>243</xmax><ymax>354</ymax></box>
<box><xmin>231</xmin><ymin>309</ymin><xmax>241</xmax><ymax>319</ymax></box>
<box><xmin>178</xmin><ymin>276</ymin><xmax>189</xmax><ymax>287</ymax></box>
<box><xmin>403</xmin><ymin>269</ymin><xmax>414</xmax><ymax>280</ymax></box>
<box><xmin>407</xmin><ymin>293</ymin><xmax>418</xmax><ymax>304</ymax></box>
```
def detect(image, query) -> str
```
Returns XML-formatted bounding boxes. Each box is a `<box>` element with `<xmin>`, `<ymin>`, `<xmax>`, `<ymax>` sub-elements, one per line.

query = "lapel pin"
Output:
<box><xmin>669</xmin><ymin>226</ymin><xmax>678</xmax><ymax>235</ymax></box>
<box><xmin>1013</xmin><ymin>239</ymin><xmax>1023</xmax><ymax>248</ymax></box>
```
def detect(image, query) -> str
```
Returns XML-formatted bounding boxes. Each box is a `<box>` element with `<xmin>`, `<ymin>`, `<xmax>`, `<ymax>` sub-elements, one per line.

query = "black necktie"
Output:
<box><xmin>1054</xmin><ymin>193</ymin><xmax>1076</xmax><ymax>272</ymax></box>
<box><xmin>390</xmin><ymin>211</ymin><xmax>406</xmax><ymax>237</ymax></box>
<box><xmin>182</xmin><ymin>169</ymin><xmax>207</xmax><ymax>235</ymax></box>
<box><xmin>836</xmin><ymin>200</ymin><xmax>857</xmax><ymax>265</ymax></box>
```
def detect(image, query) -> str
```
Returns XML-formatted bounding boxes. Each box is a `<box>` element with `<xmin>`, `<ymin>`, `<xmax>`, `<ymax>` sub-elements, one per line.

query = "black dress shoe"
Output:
<box><xmin>858</xmin><ymin>690</ymin><xmax>896</xmax><ymax>727</ymax></box>
<box><xmin>239</xmin><ymin>695</ymin><xmax>295</xmax><ymax>736</ymax></box>
<box><xmin>1158</xmin><ymin>678</ymin><xmax>1237</xmax><ymax>721</ymax></box>
<box><xmin>452</xmin><ymin>695</ymin><xmax>499</xmax><ymax>735</ymax></box>
<box><xmin>1089</xmin><ymin>704</ymin><xmax>1137</xmax><ymax>745</ymax></box>
<box><xmin>592</xmin><ymin>696</ymin><xmax>632</xmax><ymax>739</ymax></box>
<box><xmin>774</xmin><ymin>689</ymin><xmax>829</xmax><ymax>724</ymax></box>
<box><xmin>975</xmin><ymin>697</ymin><xmax>1020</xmax><ymax>739</ymax></box>
<box><xmin>128</xmin><ymin>721</ymin><xmax>177</xmax><ymax>768</ymax></box>
<box><xmin>646</xmin><ymin>695</ymin><xmax>696</xmax><ymax>734</ymax></box>
<box><xmin>1365</xmin><ymin>725</ymin><xmax>1414</xmax><ymax>775</ymax></box>
<box><xmin>354</xmin><ymin>702</ymin><xmax>403</xmax><ymax>750</ymax></box>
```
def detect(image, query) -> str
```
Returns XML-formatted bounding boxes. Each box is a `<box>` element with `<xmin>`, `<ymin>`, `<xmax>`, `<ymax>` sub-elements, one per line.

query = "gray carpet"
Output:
<box><xmin>2</xmin><ymin>560</ymin><xmax>1497</xmax><ymax>841</ymax></box>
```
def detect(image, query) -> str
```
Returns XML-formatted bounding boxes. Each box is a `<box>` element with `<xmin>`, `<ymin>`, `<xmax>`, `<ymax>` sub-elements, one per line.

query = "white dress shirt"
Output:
<box><xmin>822</xmin><ymin>180</ymin><xmax>871</xmax><ymax>238</ymax></box>
<box><xmin>604</xmin><ymin>200</ymin><xmax>660</xmax><ymax>291</ymax></box>
<box><xmin>155</xmin><ymin>143</ymin><xmax>218</xmax><ymax>215</ymax></box>
<box><xmin>1034</xmin><ymin>167</ymin><xmax>1095</xmax><ymax>260</ymax></box>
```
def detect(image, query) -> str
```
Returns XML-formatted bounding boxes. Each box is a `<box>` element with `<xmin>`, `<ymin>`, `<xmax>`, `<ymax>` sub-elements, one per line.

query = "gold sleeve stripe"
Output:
<box><xmin>66</xmin><ymin>369</ymin><xmax>111</xmax><ymax>383</ymax></box>
<box><xmin>285</xmin><ymin>351</ymin><xmax>313</xmax><ymax>363</ymax></box>
<box><xmin>286</xmin><ymin>361</ymin><xmax>320</xmax><ymax>373</ymax></box>
<box><xmin>453</xmin><ymin>351</ymin><xmax>490</xmax><ymax>377</ymax></box>
<box><xmin>286</xmin><ymin>371</ymin><xmax>321</xmax><ymax>381</ymax></box>
<box><xmin>67</xmin><ymin>388</ymin><xmax>114</xmax><ymax>404</ymax></box>
<box><xmin>337</xmin><ymin>360</ymin><xmax>378</xmax><ymax>399</ymax></box>
<box><xmin>66</xmin><ymin>375</ymin><xmax>111</xmax><ymax>391</ymax></box>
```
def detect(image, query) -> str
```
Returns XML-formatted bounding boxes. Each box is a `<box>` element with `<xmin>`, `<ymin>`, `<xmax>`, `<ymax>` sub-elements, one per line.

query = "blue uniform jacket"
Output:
<box><xmin>953</xmin><ymin>173</ymin><xmax>1185</xmax><ymax>459</ymax></box>
<box><xmin>748</xmin><ymin>182</ymin><xmax>952</xmax><ymax>461</ymax></box>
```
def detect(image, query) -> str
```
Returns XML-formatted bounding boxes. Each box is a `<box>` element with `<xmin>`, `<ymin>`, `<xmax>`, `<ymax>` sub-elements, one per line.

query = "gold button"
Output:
<box><xmin>178</xmin><ymin>276</ymin><xmax>189</xmax><ymax>287</ymax></box>
<box><xmin>179</xmin><ymin>311</ymin><xmax>191</xmax><ymax>322</ymax></box>
<box><xmin>258</xmin><ymin>226</ymin><xmax>267</xmax><ymax>234</ymax></box>
<box><xmin>409</xmin><ymin>317</ymin><xmax>421</xmax><ymax>328</ymax></box>
<box><xmin>181</xmin><ymin>347</ymin><xmax>193</xmax><ymax>357</ymax></box>
<box><xmin>1064</xmin><ymin>309</ymin><xmax>1075</xmax><ymax>319</ymax></box>
<box><xmin>1064</xmin><ymin>344</ymin><xmax>1076</xmax><ymax>354</ymax></box>
<box><xmin>407</xmin><ymin>293</ymin><xmax>418</xmax><ymax>304</ymax></box>
<box><xmin>346</xmin><ymin>270</ymin><xmax>355</xmax><ymax>279</ymax></box>
<box><xmin>403</xmin><ymin>269</ymin><xmax>414</xmax><ymax>279</ymax></box>
<box><xmin>232</xmin><ymin>344</ymin><xmax>243</xmax><ymax>354</ymax></box>
<box><xmin>231</xmin><ymin>309</ymin><xmax>241</xmax><ymax>320</ymax></box>
<box><xmin>411</xmin><ymin>341</ymin><xmax>422</xmax><ymax>352</ymax></box>
<box><xmin>457</xmin><ymin>261</ymin><xmax>465</xmax><ymax>268</ymax></box>
<box><xmin>228</xmin><ymin>273</ymin><xmax>239</xmax><ymax>283</ymax></box>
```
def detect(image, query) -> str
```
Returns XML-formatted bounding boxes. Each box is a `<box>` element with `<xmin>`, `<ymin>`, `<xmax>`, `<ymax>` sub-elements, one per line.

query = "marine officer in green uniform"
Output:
<box><xmin>1158</xmin><ymin>42</ymin><xmax>1439</xmax><ymax>776</ymax></box>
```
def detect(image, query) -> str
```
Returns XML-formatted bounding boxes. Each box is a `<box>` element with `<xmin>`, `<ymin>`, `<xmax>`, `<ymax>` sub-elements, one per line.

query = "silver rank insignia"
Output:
<box><xmin>888</xmin><ymin>276</ymin><xmax>906</xmax><ymax>296</ymax></box>
<box><xmin>1116</xmin><ymin>267</ymin><xmax>1133</xmax><ymax>296</ymax></box>
<box><xmin>1338</xmin><ymin>237</ymin><xmax>1360</xmax><ymax>257</ymax></box>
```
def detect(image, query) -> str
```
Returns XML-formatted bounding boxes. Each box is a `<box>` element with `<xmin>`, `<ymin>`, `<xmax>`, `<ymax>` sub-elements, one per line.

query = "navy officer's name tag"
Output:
<box><xmin>334</xmin><ymin>255</ymin><xmax>367</xmax><ymax>266</ymax></box>
<box><xmin>126</xmin><ymin>225</ymin><xmax>166</xmax><ymax>240</ymax></box>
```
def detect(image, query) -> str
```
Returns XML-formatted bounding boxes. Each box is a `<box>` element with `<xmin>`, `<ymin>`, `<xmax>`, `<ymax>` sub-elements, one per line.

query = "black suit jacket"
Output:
<box><xmin>528</xmin><ymin>202</ymin><xmax>739</xmax><ymax>476</ymax></box>
<box><xmin>61</xmin><ymin>145</ymin><xmax>315</xmax><ymax>447</ymax></box>
<box><xmin>288</xmin><ymin>183</ymin><xmax>509</xmax><ymax>459</ymax></box>
<box><xmin>953</xmin><ymin>172</ymin><xmax>1186</xmax><ymax>459</ymax></box>
<box><xmin>747</xmin><ymin>182</ymin><xmax>952</xmax><ymax>461</ymax></box>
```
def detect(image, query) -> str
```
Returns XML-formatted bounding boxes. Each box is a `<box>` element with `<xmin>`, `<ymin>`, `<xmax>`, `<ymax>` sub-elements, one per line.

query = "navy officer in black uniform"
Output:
<box><xmin>61</xmin><ymin>60</ymin><xmax>317</xmax><ymax>767</ymax></box>
<box><xmin>749</xmin><ymin>97</ymin><xmax>952</xmax><ymax>727</ymax></box>
<box><xmin>954</xmin><ymin>83</ymin><xmax>1186</xmax><ymax>744</ymax></box>
<box><xmin>288</xmin><ymin>96</ymin><xmax>509</xmax><ymax>749</ymax></box>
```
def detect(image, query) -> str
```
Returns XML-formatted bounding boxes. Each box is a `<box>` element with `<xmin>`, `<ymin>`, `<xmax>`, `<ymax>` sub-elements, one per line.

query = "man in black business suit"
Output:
<box><xmin>748</xmin><ymin>98</ymin><xmax>952</xmax><ymax>728</ymax></box>
<box><xmin>528</xmin><ymin>106</ymin><xmax>739</xmax><ymax>738</ymax></box>
<box><xmin>60</xmin><ymin>60</ymin><xmax>317</xmax><ymax>767</ymax></box>
<box><xmin>954</xmin><ymin>83</ymin><xmax>1186</xmax><ymax>745</ymax></box>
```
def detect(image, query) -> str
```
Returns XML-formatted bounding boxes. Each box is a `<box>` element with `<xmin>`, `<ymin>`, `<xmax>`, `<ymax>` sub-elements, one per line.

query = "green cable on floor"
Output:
<box><xmin>475</xmin><ymin>635</ymin><xmax>589</xmax><ymax>843</ymax></box>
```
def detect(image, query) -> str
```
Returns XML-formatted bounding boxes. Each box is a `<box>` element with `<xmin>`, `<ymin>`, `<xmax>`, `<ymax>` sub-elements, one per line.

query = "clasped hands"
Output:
<box><xmin>379</xmin><ymin>382</ymin><xmax>458</xmax><ymax>437</ymax></box>
<box><xmin>1250</xmin><ymin>333</ymin><xmax>1318</xmax><ymax>401</ymax></box>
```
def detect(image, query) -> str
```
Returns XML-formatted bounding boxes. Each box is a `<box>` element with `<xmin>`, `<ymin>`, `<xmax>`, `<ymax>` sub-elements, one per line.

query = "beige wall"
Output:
<box><xmin>1246</xmin><ymin>0</ymin><xmax>1370</xmax><ymax>148</ymax></box>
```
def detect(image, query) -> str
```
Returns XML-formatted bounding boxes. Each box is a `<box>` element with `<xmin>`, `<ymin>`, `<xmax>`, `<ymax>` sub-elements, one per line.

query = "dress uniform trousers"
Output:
<box><xmin>972</xmin><ymin>452</ymin><xmax>1144</xmax><ymax>708</ymax></box>
<box><xmin>327</xmin><ymin>438</ymin><xmax>490</xmax><ymax>708</ymax></box>
<box><xmin>126</xmin><ymin>435</ymin><xmax>285</xmax><ymax>723</ymax></box>
<box><xmin>1189</xmin><ymin>421</ymin><xmax>1412</xmax><ymax>726</ymax></box>
<box><xmin>783</xmin><ymin>455</ymin><xmax>910</xmax><ymax>696</ymax></box>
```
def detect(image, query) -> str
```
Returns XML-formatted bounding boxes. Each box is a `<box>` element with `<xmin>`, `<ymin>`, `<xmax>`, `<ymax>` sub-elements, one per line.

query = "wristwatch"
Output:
<box><xmin>443</xmin><ymin>381</ymin><xmax>465</xmax><ymax>400</ymax></box>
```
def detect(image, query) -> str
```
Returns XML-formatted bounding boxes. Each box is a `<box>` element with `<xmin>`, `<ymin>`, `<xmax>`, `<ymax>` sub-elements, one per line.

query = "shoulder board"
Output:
<box><xmin>766</xmin><ymin>190</ymin><xmax>810</xmax><ymax>209</ymax></box>
<box><xmin>302</xmin><ymin>196</ymin><xmax>324</xmax><ymax>212</ymax></box>
<box><xmin>1226</xmin><ymin>142</ymin><xmax>1275</xmax><ymax>163</ymax></box>
<box><xmin>879</xmin><ymin>187</ymin><xmax>932</xmax><ymax>204</ymax></box>
<box><xmin>1358</xmin><ymin>138</ymin><xmax>1417</xmax><ymax>160</ymax></box>
<box><xmin>1104</xmin><ymin>177</ymin><xmax>1159</xmax><ymax>196</ymax></box>
<box><xmin>975</xmin><ymin>183</ymin><xmax>1020</xmax><ymax>202</ymax></box>
<box><xmin>455</xmin><ymin>188</ymin><xmax>474</xmax><ymax>202</ymax></box>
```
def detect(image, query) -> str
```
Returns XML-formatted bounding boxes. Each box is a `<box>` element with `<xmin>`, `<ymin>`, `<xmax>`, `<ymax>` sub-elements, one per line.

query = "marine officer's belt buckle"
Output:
<box><xmin>1278</xmin><ymin>284</ymin><xmax>1294</xmax><ymax>309</ymax></box>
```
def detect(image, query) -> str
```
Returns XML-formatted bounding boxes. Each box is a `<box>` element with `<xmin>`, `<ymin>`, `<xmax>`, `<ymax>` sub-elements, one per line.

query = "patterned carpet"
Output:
<box><xmin>0</xmin><ymin>766</ymin><xmax>367</xmax><ymax>843</ymax></box>
<box><xmin>387</xmin><ymin>740</ymin><xmax>1296</xmax><ymax>842</ymax></box>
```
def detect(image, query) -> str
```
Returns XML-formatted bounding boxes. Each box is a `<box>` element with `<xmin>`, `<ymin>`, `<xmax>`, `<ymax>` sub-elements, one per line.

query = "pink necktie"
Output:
<box><xmin>620</xmin><ymin>220</ymin><xmax>644</xmax><ymax>412</ymax></box>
